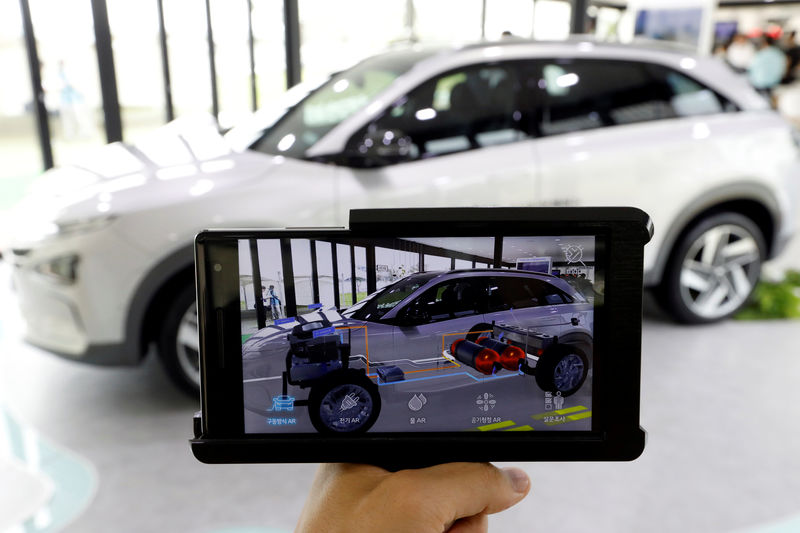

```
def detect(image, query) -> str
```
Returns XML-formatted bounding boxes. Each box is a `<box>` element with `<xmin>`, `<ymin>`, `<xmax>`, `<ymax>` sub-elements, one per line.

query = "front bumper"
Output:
<box><xmin>9</xmin><ymin>228</ymin><xmax>149</xmax><ymax>366</ymax></box>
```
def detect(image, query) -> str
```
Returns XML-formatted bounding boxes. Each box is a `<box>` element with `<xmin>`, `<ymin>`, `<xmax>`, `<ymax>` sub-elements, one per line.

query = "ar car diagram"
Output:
<box><xmin>242</xmin><ymin>270</ymin><xmax>594</xmax><ymax>433</ymax></box>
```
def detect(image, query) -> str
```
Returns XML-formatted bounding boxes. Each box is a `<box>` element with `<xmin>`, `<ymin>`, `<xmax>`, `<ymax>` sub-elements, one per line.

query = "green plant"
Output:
<box><xmin>735</xmin><ymin>269</ymin><xmax>800</xmax><ymax>320</ymax></box>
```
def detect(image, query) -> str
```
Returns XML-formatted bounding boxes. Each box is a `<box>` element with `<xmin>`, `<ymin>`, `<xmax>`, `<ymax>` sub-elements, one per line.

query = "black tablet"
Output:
<box><xmin>191</xmin><ymin>207</ymin><xmax>651</xmax><ymax>467</ymax></box>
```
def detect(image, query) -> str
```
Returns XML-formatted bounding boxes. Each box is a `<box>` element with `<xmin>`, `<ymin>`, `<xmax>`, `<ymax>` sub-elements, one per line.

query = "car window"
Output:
<box><xmin>404</xmin><ymin>277</ymin><xmax>487</xmax><ymax>324</ymax></box>
<box><xmin>346</xmin><ymin>272</ymin><xmax>438</xmax><ymax>322</ymax></box>
<box><xmin>343</xmin><ymin>63</ymin><xmax>524</xmax><ymax>167</ymax></box>
<box><xmin>488</xmin><ymin>276</ymin><xmax>542</xmax><ymax>311</ymax></box>
<box><xmin>522</xmin><ymin>59</ymin><xmax>733</xmax><ymax>137</ymax></box>
<box><xmin>249</xmin><ymin>49</ymin><xmax>435</xmax><ymax>159</ymax></box>
<box><xmin>487</xmin><ymin>276</ymin><xmax>572</xmax><ymax>311</ymax></box>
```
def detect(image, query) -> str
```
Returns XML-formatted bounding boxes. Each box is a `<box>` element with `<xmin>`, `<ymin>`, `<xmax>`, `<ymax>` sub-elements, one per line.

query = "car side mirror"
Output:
<box><xmin>350</xmin><ymin>128</ymin><xmax>415</xmax><ymax>166</ymax></box>
<box><xmin>397</xmin><ymin>301</ymin><xmax>429</xmax><ymax>326</ymax></box>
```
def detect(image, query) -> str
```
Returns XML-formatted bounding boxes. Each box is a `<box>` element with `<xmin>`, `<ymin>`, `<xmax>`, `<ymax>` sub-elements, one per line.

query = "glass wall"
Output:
<box><xmin>414</xmin><ymin>0</ymin><xmax>483</xmax><ymax>43</ymax></box>
<box><xmin>211</xmin><ymin>0</ymin><xmax>252</xmax><ymax>129</ymax></box>
<box><xmin>107</xmin><ymin>0</ymin><xmax>166</xmax><ymax>142</ymax></box>
<box><xmin>29</xmin><ymin>0</ymin><xmax>106</xmax><ymax>166</ymax></box>
<box><xmin>485</xmin><ymin>0</ymin><xmax>534</xmax><ymax>40</ymax></box>
<box><xmin>251</xmin><ymin>0</ymin><xmax>287</xmax><ymax>111</ymax></box>
<box><xmin>299</xmin><ymin>0</ymin><xmax>407</xmax><ymax>85</ymax></box>
<box><xmin>2</xmin><ymin>0</ymin><xmax>581</xmax><ymax>224</ymax></box>
<box><xmin>163</xmin><ymin>0</ymin><xmax>214</xmax><ymax>119</ymax></box>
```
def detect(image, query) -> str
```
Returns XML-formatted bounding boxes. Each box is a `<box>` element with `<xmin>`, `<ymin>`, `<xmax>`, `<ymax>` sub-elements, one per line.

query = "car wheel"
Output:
<box><xmin>534</xmin><ymin>345</ymin><xmax>588</xmax><ymax>397</ymax></box>
<box><xmin>308</xmin><ymin>369</ymin><xmax>381</xmax><ymax>433</ymax></box>
<box><xmin>157</xmin><ymin>283</ymin><xmax>200</xmax><ymax>396</ymax></box>
<box><xmin>465</xmin><ymin>323</ymin><xmax>494</xmax><ymax>342</ymax></box>
<box><xmin>660</xmin><ymin>213</ymin><xmax>765</xmax><ymax>324</ymax></box>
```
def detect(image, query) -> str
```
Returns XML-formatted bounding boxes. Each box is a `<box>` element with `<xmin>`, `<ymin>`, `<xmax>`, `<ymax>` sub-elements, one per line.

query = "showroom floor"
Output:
<box><xmin>1</xmin><ymin>260</ymin><xmax>799</xmax><ymax>533</ymax></box>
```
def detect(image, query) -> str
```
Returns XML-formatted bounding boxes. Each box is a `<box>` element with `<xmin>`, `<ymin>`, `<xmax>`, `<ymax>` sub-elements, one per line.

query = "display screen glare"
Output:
<box><xmin>239</xmin><ymin>235</ymin><xmax>599</xmax><ymax>434</ymax></box>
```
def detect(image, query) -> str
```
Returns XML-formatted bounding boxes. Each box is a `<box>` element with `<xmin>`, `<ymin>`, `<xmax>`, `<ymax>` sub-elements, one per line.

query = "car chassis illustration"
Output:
<box><xmin>270</xmin><ymin>317</ymin><xmax>590</xmax><ymax>434</ymax></box>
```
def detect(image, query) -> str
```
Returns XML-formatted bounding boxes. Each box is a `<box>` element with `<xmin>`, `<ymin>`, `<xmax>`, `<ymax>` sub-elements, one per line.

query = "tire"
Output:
<box><xmin>156</xmin><ymin>283</ymin><xmax>200</xmax><ymax>397</ymax></box>
<box><xmin>465</xmin><ymin>322</ymin><xmax>494</xmax><ymax>342</ymax></box>
<box><xmin>658</xmin><ymin>212</ymin><xmax>765</xmax><ymax>324</ymax></box>
<box><xmin>308</xmin><ymin>369</ymin><xmax>381</xmax><ymax>433</ymax></box>
<box><xmin>534</xmin><ymin>345</ymin><xmax>588</xmax><ymax>397</ymax></box>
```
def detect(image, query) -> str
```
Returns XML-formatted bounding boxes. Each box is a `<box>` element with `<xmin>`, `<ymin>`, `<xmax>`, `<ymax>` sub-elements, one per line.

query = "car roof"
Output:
<box><xmin>382</xmin><ymin>36</ymin><xmax>702</xmax><ymax>68</ymax></box>
<box><xmin>459</xmin><ymin>35</ymin><xmax>699</xmax><ymax>56</ymax></box>
<box><xmin>413</xmin><ymin>268</ymin><xmax>585</xmax><ymax>300</ymax></box>
<box><xmin>418</xmin><ymin>268</ymin><xmax>559</xmax><ymax>281</ymax></box>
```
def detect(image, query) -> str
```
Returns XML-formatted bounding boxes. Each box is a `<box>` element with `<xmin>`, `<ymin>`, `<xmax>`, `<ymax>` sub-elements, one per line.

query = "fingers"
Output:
<box><xmin>391</xmin><ymin>462</ymin><xmax>530</xmax><ymax>526</ymax></box>
<box><xmin>447</xmin><ymin>513</ymin><xmax>489</xmax><ymax>533</ymax></box>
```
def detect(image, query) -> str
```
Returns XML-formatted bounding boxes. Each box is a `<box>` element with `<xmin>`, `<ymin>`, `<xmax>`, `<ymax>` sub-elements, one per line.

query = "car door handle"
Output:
<box><xmin>571</xmin><ymin>317</ymin><xmax>580</xmax><ymax>326</ymax></box>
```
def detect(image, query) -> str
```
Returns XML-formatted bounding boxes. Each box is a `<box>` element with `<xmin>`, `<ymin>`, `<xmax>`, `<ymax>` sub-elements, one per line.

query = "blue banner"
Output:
<box><xmin>275</xmin><ymin>317</ymin><xmax>294</xmax><ymax>325</ymax></box>
<box><xmin>308</xmin><ymin>303</ymin><xmax>323</xmax><ymax>309</ymax></box>
<box><xmin>312</xmin><ymin>326</ymin><xmax>336</xmax><ymax>338</ymax></box>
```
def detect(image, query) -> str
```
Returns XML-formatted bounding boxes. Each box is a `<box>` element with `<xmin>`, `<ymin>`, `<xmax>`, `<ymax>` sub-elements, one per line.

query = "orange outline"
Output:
<box><xmin>333</xmin><ymin>326</ymin><xmax>504</xmax><ymax>380</ymax></box>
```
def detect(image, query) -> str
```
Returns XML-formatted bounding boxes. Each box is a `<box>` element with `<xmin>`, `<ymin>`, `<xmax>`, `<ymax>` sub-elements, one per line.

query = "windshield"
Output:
<box><xmin>345</xmin><ymin>272</ymin><xmax>439</xmax><ymax>322</ymax></box>
<box><xmin>249</xmin><ymin>49</ymin><xmax>435</xmax><ymax>159</ymax></box>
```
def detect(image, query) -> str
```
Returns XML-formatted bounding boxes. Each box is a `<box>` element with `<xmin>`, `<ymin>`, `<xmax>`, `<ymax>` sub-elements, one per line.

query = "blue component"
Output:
<box><xmin>312</xmin><ymin>326</ymin><xmax>336</xmax><ymax>338</ymax></box>
<box><xmin>275</xmin><ymin>317</ymin><xmax>294</xmax><ymax>325</ymax></box>
<box><xmin>268</xmin><ymin>395</ymin><xmax>296</xmax><ymax>412</ymax></box>
<box><xmin>308</xmin><ymin>303</ymin><xmax>323</xmax><ymax>309</ymax></box>
<box><xmin>376</xmin><ymin>365</ymin><xmax>405</xmax><ymax>383</ymax></box>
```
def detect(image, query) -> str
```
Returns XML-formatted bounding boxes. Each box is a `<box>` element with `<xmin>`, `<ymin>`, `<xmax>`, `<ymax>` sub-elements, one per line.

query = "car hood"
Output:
<box><xmin>243</xmin><ymin>307</ymin><xmax>363</xmax><ymax>356</ymax></box>
<box><xmin>7</xmin><ymin>114</ymin><xmax>280</xmax><ymax>242</ymax></box>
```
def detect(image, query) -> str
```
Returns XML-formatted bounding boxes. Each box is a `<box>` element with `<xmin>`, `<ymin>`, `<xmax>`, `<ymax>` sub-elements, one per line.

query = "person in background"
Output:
<box><xmin>255</xmin><ymin>284</ymin><xmax>282</xmax><ymax>321</ymax></box>
<box><xmin>726</xmin><ymin>33</ymin><xmax>756</xmax><ymax>72</ymax></box>
<box><xmin>781</xmin><ymin>30</ymin><xmax>800</xmax><ymax>84</ymax></box>
<box><xmin>748</xmin><ymin>35</ymin><xmax>788</xmax><ymax>101</ymax></box>
<box><xmin>267</xmin><ymin>284</ymin><xmax>282</xmax><ymax>320</ymax></box>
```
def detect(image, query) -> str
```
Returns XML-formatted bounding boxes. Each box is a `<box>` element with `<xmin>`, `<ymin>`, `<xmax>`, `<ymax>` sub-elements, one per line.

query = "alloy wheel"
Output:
<box><xmin>679</xmin><ymin>224</ymin><xmax>761</xmax><ymax>320</ymax></box>
<box><xmin>553</xmin><ymin>353</ymin><xmax>585</xmax><ymax>392</ymax></box>
<box><xmin>175</xmin><ymin>302</ymin><xmax>200</xmax><ymax>389</ymax></box>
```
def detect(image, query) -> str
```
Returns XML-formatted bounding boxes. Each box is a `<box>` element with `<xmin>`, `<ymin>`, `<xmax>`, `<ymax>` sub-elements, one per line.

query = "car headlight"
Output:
<box><xmin>34</xmin><ymin>254</ymin><xmax>79</xmax><ymax>284</ymax></box>
<box><xmin>12</xmin><ymin>214</ymin><xmax>116</xmax><ymax>245</ymax></box>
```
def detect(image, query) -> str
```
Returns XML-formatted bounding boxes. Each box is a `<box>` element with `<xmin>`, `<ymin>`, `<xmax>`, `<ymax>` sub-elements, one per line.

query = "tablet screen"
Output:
<box><xmin>238</xmin><ymin>235</ymin><xmax>599</xmax><ymax>434</ymax></box>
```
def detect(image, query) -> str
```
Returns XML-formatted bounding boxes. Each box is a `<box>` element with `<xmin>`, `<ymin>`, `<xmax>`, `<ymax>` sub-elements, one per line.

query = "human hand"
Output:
<box><xmin>295</xmin><ymin>462</ymin><xmax>530</xmax><ymax>533</ymax></box>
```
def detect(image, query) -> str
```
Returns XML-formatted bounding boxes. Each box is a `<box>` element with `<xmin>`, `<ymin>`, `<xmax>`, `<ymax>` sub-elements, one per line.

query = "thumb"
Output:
<box><xmin>403</xmin><ymin>462</ymin><xmax>530</xmax><ymax>525</ymax></box>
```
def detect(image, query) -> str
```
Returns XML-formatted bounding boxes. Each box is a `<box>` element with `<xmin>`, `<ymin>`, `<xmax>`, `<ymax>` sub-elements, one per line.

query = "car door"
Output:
<box><xmin>391</xmin><ymin>276</ymin><xmax>489</xmax><ymax>361</ymax></box>
<box><xmin>482</xmin><ymin>275</ymin><xmax>574</xmax><ymax>337</ymax></box>
<box><xmin>329</xmin><ymin>62</ymin><xmax>540</xmax><ymax>226</ymax></box>
<box><xmin>524</xmin><ymin>58</ymin><xmax>753</xmax><ymax>267</ymax></box>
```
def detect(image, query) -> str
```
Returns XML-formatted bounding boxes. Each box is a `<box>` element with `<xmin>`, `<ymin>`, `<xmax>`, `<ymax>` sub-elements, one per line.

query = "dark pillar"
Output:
<box><xmin>284</xmin><ymin>0</ymin><xmax>301</xmax><ymax>88</ymax></box>
<box><xmin>19</xmin><ymin>0</ymin><xmax>53</xmax><ymax>170</ymax></box>
<box><xmin>249</xmin><ymin>239</ymin><xmax>266</xmax><ymax>329</ymax></box>
<box><xmin>280</xmin><ymin>238</ymin><xmax>297</xmax><ymax>318</ymax></box>
<box><xmin>365</xmin><ymin>246</ymin><xmax>377</xmax><ymax>295</ymax></box>
<box><xmin>493</xmin><ymin>236</ymin><xmax>504</xmax><ymax>268</ymax></box>
<box><xmin>310</xmin><ymin>240</ymin><xmax>320</xmax><ymax>304</ymax></box>
<box><xmin>246</xmin><ymin>0</ymin><xmax>257</xmax><ymax>110</ymax></box>
<box><xmin>204</xmin><ymin>0</ymin><xmax>219</xmax><ymax>121</ymax></box>
<box><xmin>156</xmin><ymin>0</ymin><xmax>174</xmax><ymax>122</ymax></box>
<box><xmin>350</xmin><ymin>245</ymin><xmax>357</xmax><ymax>304</ymax></box>
<box><xmin>90</xmin><ymin>0</ymin><xmax>122</xmax><ymax>143</ymax></box>
<box><xmin>331</xmin><ymin>244</ymin><xmax>340</xmax><ymax>309</ymax></box>
<box><xmin>571</xmin><ymin>0</ymin><xmax>588</xmax><ymax>35</ymax></box>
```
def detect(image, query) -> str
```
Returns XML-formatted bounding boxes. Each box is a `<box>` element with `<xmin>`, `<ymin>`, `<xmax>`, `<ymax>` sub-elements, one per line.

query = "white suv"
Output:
<box><xmin>7</xmin><ymin>38</ymin><xmax>798</xmax><ymax>394</ymax></box>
